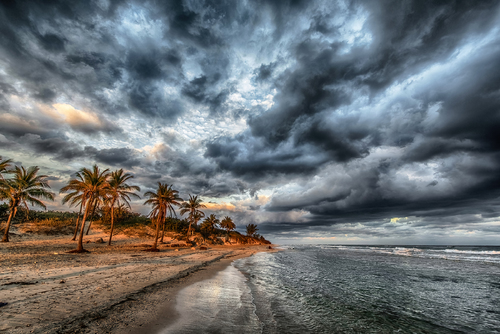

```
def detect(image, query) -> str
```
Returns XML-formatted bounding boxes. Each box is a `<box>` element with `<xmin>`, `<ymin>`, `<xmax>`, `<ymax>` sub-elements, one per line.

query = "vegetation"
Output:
<box><xmin>246</xmin><ymin>223</ymin><xmax>259</xmax><ymax>237</ymax></box>
<box><xmin>60</xmin><ymin>165</ymin><xmax>110</xmax><ymax>252</ymax></box>
<box><xmin>106</xmin><ymin>169</ymin><xmax>141</xmax><ymax>246</ymax></box>
<box><xmin>0</xmin><ymin>165</ymin><xmax>55</xmax><ymax>242</ymax></box>
<box><xmin>179</xmin><ymin>195</ymin><xmax>206</xmax><ymax>237</ymax></box>
<box><xmin>60</xmin><ymin>170</ymin><xmax>85</xmax><ymax>241</ymax></box>
<box><xmin>220</xmin><ymin>216</ymin><xmax>236</xmax><ymax>243</ymax></box>
<box><xmin>0</xmin><ymin>157</ymin><xmax>271</xmax><ymax>250</ymax></box>
<box><xmin>143</xmin><ymin>183</ymin><xmax>182</xmax><ymax>251</ymax></box>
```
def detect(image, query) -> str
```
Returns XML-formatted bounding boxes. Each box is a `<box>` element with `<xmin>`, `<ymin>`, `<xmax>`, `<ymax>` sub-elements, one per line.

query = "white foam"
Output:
<box><xmin>329</xmin><ymin>246</ymin><xmax>500</xmax><ymax>264</ymax></box>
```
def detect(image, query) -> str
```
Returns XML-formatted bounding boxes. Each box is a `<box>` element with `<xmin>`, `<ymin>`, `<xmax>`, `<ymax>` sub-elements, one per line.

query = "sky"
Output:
<box><xmin>1</xmin><ymin>0</ymin><xmax>500</xmax><ymax>245</ymax></box>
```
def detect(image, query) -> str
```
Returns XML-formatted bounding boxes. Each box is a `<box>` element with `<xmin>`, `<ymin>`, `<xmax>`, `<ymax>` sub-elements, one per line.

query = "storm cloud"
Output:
<box><xmin>1</xmin><ymin>0</ymin><xmax>500</xmax><ymax>243</ymax></box>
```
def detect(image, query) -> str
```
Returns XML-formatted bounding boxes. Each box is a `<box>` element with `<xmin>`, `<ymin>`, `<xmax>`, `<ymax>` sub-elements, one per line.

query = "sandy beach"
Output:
<box><xmin>0</xmin><ymin>232</ymin><xmax>274</xmax><ymax>334</ymax></box>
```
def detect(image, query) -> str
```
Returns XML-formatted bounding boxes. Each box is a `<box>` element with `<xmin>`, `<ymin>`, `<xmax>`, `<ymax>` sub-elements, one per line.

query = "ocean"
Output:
<box><xmin>161</xmin><ymin>245</ymin><xmax>500</xmax><ymax>333</ymax></box>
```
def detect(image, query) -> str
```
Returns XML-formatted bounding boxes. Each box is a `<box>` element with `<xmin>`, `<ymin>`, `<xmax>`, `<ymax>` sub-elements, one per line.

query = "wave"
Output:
<box><xmin>321</xmin><ymin>245</ymin><xmax>500</xmax><ymax>264</ymax></box>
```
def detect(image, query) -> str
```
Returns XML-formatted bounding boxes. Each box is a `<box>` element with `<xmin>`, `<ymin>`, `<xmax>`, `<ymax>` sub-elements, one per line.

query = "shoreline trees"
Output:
<box><xmin>144</xmin><ymin>183</ymin><xmax>182</xmax><ymax>251</ymax></box>
<box><xmin>220</xmin><ymin>216</ymin><xmax>236</xmax><ymax>243</ymax></box>
<box><xmin>61</xmin><ymin>165</ymin><xmax>110</xmax><ymax>253</ymax></box>
<box><xmin>0</xmin><ymin>166</ymin><xmax>55</xmax><ymax>242</ymax></box>
<box><xmin>107</xmin><ymin>169</ymin><xmax>141</xmax><ymax>246</ymax></box>
<box><xmin>1</xmin><ymin>159</ymin><xmax>271</xmax><ymax>249</ymax></box>
<box><xmin>180</xmin><ymin>195</ymin><xmax>206</xmax><ymax>238</ymax></box>
<box><xmin>60</xmin><ymin>171</ymin><xmax>85</xmax><ymax>241</ymax></box>
<box><xmin>246</xmin><ymin>223</ymin><xmax>258</xmax><ymax>238</ymax></box>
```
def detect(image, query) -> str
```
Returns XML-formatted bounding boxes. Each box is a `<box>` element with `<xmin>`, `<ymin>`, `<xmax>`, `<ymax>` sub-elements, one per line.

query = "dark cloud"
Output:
<box><xmin>93</xmin><ymin>147</ymin><xmax>142</xmax><ymax>168</ymax></box>
<box><xmin>1</xmin><ymin>0</ymin><xmax>500</xmax><ymax>242</ymax></box>
<box><xmin>36</xmin><ymin>33</ymin><xmax>66</xmax><ymax>53</ymax></box>
<box><xmin>253</xmin><ymin>62</ymin><xmax>278</xmax><ymax>82</ymax></box>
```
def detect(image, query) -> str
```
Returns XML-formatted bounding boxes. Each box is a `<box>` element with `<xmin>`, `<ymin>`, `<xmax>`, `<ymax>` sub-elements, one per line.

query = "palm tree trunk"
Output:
<box><xmin>1</xmin><ymin>206</ymin><xmax>17</xmax><ymax>242</ymax></box>
<box><xmin>76</xmin><ymin>198</ymin><xmax>92</xmax><ymax>252</ymax></box>
<box><xmin>187</xmin><ymin>217</ymin><xmax>193</xmax><ymax>239</ymax></box>
<box><xmin>108</xmin><ymin>200</ymin><xmax>116</xmax><ymax>246</ymax></box>
<box><xmin>86</xmin><ymin>199</ymin><xmax>98</xmax><ymax>235</ymax></box>
<box><xmin>153</xmin><ymin>216</ymin><xmax>160</xmax><ymax>250</ymax></box>
<box><xmin>160</xmin><ymin>217</ymin><xmax>166</xmax><ymax>243</ymax></box>
<box><xmin>71</xmin><ymin>201</ymin><xmax>84</xmax><ymax>241</ymax></box>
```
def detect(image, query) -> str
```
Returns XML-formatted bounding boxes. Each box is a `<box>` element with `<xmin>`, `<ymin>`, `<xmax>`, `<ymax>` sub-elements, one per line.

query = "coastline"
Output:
<box><xmin>0</xmin><ymin>232</ymin><xmax>275</xmax><ymax>334</ymax></box>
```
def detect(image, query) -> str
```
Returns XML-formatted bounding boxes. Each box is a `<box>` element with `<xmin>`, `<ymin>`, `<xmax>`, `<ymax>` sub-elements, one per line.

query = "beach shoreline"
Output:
<box><xmin>0</xmin><ymin>232</ymin><xmax>275</xmax><ymax>334</ymax></box>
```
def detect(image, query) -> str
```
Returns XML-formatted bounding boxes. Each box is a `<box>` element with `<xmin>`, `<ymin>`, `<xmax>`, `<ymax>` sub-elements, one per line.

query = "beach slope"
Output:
<box><xmin>0</xmin><ymin>235</ymin><xmax>270</xmax><ymax>333</ymax></box>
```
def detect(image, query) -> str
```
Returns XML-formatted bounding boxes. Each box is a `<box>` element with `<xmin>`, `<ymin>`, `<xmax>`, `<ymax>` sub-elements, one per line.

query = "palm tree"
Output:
<box><xmin>1</xmin><ymin>166</ymin><xmax>55</xmax><ymax>242</ymax></box>
<box><xmin>144</xmin><ymin>183</ymin><xmax>182</xmax><ymax>251</ymax></box>
<box><xmin>220</xmin><ymin>216</ymin><xmax>236</xmax><ymax>243</ymax></box>
<box><xmin>179</xmin><ymin>195</ymin><xmax>206</xmax><ymax>238</ymax></box>
<box><xmin>191</xmin><ymin>211</ymin><xmax>204</xmax><ymax>232</ymax></box>
<box><xmin>0</xmin><ymin>157</ymin><xmax>12</xmax><ymax>204</ymax></box>
<box><xmin>202</xmin><ymin>214</ymin><xmax>220</xmax><ymax>240</ymax></box>
<box><xmin>61</xmin><ymin>165</ymin><xmax>110</xmax><ymax>252</ymax></box>
<box><xmin>106</xmin><ymin>169</ymin><xmax>141</xmax><ymax>246</ymax></box>
<box><xmin>0</xmin><ymin>156</ymin><xmax>12</xmax><ymax>180</ymax></box>
<box><xmin>60</xmin><ymin>171</ymin><xmax>86</xmax><ymax>241</ymax></box>
<box><xmin>246</xmin><ymin>223</ymin><xmax>258</xmax><ymax>237</ymax></box>
<box><xmin>203</xmin><ymin>214</ymin><xmax>220</xmax><ymax>230</ymax></box>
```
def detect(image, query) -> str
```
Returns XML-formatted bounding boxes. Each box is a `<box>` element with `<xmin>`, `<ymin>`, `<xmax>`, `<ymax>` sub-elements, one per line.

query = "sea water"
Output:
<box><xmin>162</xmin><ymin>245</ymin><xmax>500</xmax><ymax>333</ymax></box>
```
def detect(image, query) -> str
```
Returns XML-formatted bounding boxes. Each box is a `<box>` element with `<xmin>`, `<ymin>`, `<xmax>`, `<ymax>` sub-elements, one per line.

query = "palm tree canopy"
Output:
<box><xmin>203</xmin><ymin>214</ymin><xmax>220</xmax><ymax>229</ymax></box>
<box><xmin>2</xmin><ymin>166</ymin><xmax>55</xmax><ymax>210</ymax></box>
<box><xmin>144</xmin><ymin>183</ymin><xmax>182</xmax><ymax>221</ymax></box>
<box><xmin>60</xmin><ymin>165</ymin><xmax>110</xmax><ymax>207</ymax></box>
<box><xmin>246</xmin><ymin>223</ymin><xmax>259</xmax><ymax>237</ymax></box>
<box><xmin>60</xmin><ymin>171</ymin><xmax>85</xmax><ymax>208</ymax></box>
<box><xmin>179</xmin><ymin>195</ymin><xmax>207</xmax><ymax>220</ymax></box>
<box><xmin>220</xmin><ymin>216</ymin><xmax>236</xmax><ymax>231</ymax></box>
<box><xmin>192</xmin><ymin>210</ymin><xmax>205</xmax><ymax>225</ymax></box>
<box><xmin>107</xmin><ymin>169</ymin><xmax>141</xmax><ymax>208</ymax></box>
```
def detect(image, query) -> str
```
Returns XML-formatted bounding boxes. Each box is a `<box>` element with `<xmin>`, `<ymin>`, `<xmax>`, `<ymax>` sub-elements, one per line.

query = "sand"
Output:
<box><xmin>0</xmin><ymin>231</ymin><xmax>274</xmax><ymax>334</ymax></box>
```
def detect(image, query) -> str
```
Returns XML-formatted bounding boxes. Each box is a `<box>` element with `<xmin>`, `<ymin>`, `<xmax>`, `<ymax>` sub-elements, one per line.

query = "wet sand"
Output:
<box><xmin>0</xmin><ymin>232</ymin><xmax>273</xmax><ymax>334</ymax></box>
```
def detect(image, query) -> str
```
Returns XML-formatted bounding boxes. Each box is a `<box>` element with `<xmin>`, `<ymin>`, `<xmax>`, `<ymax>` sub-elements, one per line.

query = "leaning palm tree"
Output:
<box><xmin>144</xmin><ymin>183</ymin><xmax>182</xmax><ymax>251</ymax></box>
<box><xmin>60</xmin><ymin>171</ymin><xmax>86</xmax><ymax>241</ymax></box>
<box><xmin>86</xmin><ymin>194</ymin><xmax>106</xmax><ymax>235</ymax></box>
<box><xmin>61</xmin><ymin>165</ymin><xmax>110</xmax><ymax>252</ymax></box>
<box><xmin>1</xmin><ymin>166</ymin><xmax>55</xmax><ymax>242</ymax></box>
<box><xmin>179</xmin><ymin>195</ymin><xmax>206</xmax><ymax>238</ymax></box>
<box><xmin>106</xmin><ymin>169</ymin><xmax>141</xmax><ymax>246</ymax></box>
<box><xmin>220</xmin><ymin>216</ymin><xmax>236</xmax><ymax>243</ymax></box>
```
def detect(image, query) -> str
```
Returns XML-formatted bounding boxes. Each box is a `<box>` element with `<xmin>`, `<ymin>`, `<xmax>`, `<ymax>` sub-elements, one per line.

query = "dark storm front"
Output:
<box><xmin>234</xmin><ymin>246</ymin><xmax>500</xmax><ymax>334</ymax></box>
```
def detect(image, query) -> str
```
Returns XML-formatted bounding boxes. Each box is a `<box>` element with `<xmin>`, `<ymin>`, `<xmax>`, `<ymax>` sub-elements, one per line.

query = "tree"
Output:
<box><xmin>61</xmin><ymin>165</ymin><xmax>110</xmax><ymax>252</ymax></box>
<box><xmin>199</xmin><ymin>214</ymin><xmax>219</xmax><ymax>243</ymax></box>
<box><xmin>144</xmin><ymin>183</ymin><xmax>182</xmax><ymax>251</ymax></box>
<box><xmin>1</xmin><ymin>166</ymin><xmax>55</xmax><ymax>242</ymax></box>
<box><xmin>245</xmin><ymin>223</ymin><xmax>258</xmax><ymax>237</ymax></box>
<box><xmin>85</xmin><ymin>198</ymin><xmax>100</xmax><ymax>235</ymax></box>
<box><xmin>0</xmin><ymin>157</ymin><xmax>13</xmax><ymax>205</ymax></box>
<box><xmin>191</xmin><ymin>211</ymin><xmax>204</xmax><ymax>232</ymax></box>
<box><xmin>220</xmin><ymin>216</ymin><xmax>236</xmax><ymax>243</ymax></box>
<box><xmin>60</xmin><ymin>171</ymin><xmax>86</xmax><ymax>241</ymax></box>
<box><xmin>106</xmin><ymin>169</ymin><xmax>141</xmax><ymax>246</ymax></box>
<box><xmin>203</xmin><ymin>214</ymin><xmax>220</xmax><ymax>231</ymax></box>
<box><xmin>179</xmin><ymin>195</ymin><xmax>206</xmax><ymax>238</ymax></box>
